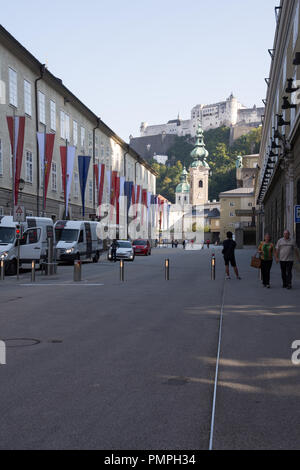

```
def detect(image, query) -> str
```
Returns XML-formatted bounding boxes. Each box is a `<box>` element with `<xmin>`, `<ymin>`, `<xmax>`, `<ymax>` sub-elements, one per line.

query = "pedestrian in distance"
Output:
<box><xmin>258</xmin><ymin>233</ymin><xmax>274</xmax><ymax>289</ymax></box>
<box><xmin>206</xmin><ymin>239</ymin><xmax>210</xmax><ymax>249</ymax></box>
<box><xmin>275</xmin><ymin>229</ymin><xmax>300</xmax><ymax>289</ymax></box>
<box><xmin>175</xmin><ymin>240</ymin><xmax>178</xmax><ymax>248</ymax></box>
<box><xmin>222</xmin><ymin>231</ymin><xmax>241</xmax><ymax>280</ymax></box>
<box><xmin>183</xmin><ymin>239</ymin><xmax>186</xmax><ymax>250</ymax></box>
<box><xmin>111</xmin><ymin>239</ymin><xmax>118</xmax><ymax>263</ymax></box>
<box><xmin>171</xmin><ymin>240</ymin><xmax>174</xmax><ymax>248</ymax></box>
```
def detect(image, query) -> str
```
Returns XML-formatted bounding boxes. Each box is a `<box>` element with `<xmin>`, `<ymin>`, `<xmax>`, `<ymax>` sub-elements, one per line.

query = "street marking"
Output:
<box><xmin>209</xmin><ymin>279</ymin><xmax>226</xmax><ymax>451</ymax></box>
<box><xmin>20</xmin><ymin>283</ymin><xmax>105</xmax><ymax>287</ymax></box>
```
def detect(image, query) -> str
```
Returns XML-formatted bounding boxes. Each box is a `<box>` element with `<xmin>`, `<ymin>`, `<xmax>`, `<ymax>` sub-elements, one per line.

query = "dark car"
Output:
<box><xmin>132</xmin><ymin>239</ymin><xmax>151</xmax><ymax>256</ymax></box>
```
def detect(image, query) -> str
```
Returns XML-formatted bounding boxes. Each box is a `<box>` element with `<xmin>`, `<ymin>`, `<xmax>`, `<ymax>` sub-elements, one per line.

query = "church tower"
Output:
<box><xmin>175</xmin><ymin>167</ymin><xmax>190</xmax><ymax>207</ymax></box>
<box><xmin>189</xmin><ymin>123</ymin><xmax>210</xmax><ymax>206</ymax></box>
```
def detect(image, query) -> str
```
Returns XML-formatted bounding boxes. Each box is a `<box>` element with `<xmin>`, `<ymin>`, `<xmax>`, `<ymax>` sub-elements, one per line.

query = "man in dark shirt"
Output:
<box><xmin>222</xmin><ymin>232</ymin><xmax>241</xmax><ymax>280</ymax></box>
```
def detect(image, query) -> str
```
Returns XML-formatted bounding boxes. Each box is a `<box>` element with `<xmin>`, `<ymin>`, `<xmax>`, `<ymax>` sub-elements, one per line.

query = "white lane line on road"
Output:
<box><xmin>209</xmin><ymin>279</ymin><xmax>226</xmax><ymax>451</ymax></box>
<box><xmin>20</xmin><ymin>283</ymin><xmax>105</xmax><ymax>287</ymax></box>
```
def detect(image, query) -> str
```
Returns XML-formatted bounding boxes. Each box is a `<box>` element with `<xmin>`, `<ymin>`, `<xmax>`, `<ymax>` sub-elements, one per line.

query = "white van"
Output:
<box><xmin>0</xmin><ymin>216</ymin><xmax>54</xmax><ymax>275</ymax></box>
<box><xmin>55</xmin><ymin>220</ymin><xmax>102</xmax><ymax>263</ymax></box>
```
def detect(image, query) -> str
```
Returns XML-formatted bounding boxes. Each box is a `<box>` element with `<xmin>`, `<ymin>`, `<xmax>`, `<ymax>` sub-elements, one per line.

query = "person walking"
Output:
<box><xmin>111</xmin><ymin>239</ymin><xmax>118</xmax><ymax>263</ymax></box>
<box><xmin>183</xmin><ymin>239</ymin><xmax>186</xmax><ymax>250</ymax></box>
<box><xmin>275</xmin><ymin>230</ymin><xmax>300</xmax><ymax>289</ymax></box>
<box><xmin>206</xmin><ymin>239</ymin><xmax>210</xmax><ymax>249</ymax></box>
<box><xmin>222</xmin><ymin>231</ymin><xmax>241</xmax><ymax>280</ymax></box>
<box><xmin>258</xmin><ymin>233</ymin><xmax>274</xmax><ymax>288</ymax></box>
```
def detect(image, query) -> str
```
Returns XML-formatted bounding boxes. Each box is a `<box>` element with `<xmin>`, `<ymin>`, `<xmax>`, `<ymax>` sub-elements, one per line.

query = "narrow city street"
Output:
<box><xmin>0</xmin><ymin>247</ymin><xmax>299</xmax><ymax>450</ymax></box>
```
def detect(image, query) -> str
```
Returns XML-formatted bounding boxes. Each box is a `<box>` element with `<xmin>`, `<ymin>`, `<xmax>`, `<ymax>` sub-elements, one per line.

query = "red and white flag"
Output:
<box><xmin>37</xmin><ymin>132</ymin><xmax>55</xmax><ymax>210</ymax></box>
<box><xmin>7</xmin><ymin>116</ymin><xmax>26</xmax><ymax>205</ymax></box>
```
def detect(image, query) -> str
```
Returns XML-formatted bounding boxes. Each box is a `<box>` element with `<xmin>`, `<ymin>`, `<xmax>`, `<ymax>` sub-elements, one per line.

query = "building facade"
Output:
<box><xmin>0</xmin><ymin>26</ymin><xmax>156</xmax><ymax>225</ymax></box>
<box><xmin>256</xmin><ymin>0</ymin><xmax>300</xmax><ymax>250</ymax></box>
<box><xmin>220</xmin><ymin>154</ymin><xmax>258</xmax><ymax>244</ymax></box>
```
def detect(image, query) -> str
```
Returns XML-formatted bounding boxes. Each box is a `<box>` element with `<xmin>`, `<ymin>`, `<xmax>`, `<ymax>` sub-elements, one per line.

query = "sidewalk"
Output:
<box><xmin>213</xmin><ymin>248</ymin><xmax>300</xmax><ymax>450</ymax></box>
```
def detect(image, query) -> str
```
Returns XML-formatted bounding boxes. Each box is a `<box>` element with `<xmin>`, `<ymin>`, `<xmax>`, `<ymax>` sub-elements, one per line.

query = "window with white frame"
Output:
<box><xmin>73</xmin><ymin>121</ymin><xmax>78</xmax><ymax>146</ymax></box>
<box><xmin>88</xmin><ymin>131</ymin><xmax>93</xmax><ymax>157</ymax></box>
<box><xmin>229</xmin><ymin>212</ymin><xmax>235</xmax><ymax>217</ymax></box>
<box><xmin>50</xmin><ymin>100</ymin><xmax>56</xmax><ymax>131</ymax></box>
<box><xmin>74</xmin><ymin>172</ymin><xmax>79</xmax><ymax>198</ymax></box>
<box><xmin>229</xmin><ymin>202</ymin><xmax>235</xmax><ymax>207</ymax></box>
<box><xmin>51</xmin><ymin>162</ymin><xmax>57</xmax><ymax>191</ymax></box>
<box><xmin>88</xmin><ymin>180</ymin><xmax>93</xmax><ymax>203</ymax></box>
<box><xmin>65</xmin><ymin>114</ymin><xmax>70</xmax><ymax>142</ymax></box>
<box><xmin>60</xmin><ymin>111</ymin><xmax>65</xmax><ymax>139</ymax></box>
<box><xmin>40</xmin><ymin>166</ymin><xmax>44</xmax><ymax>189</ymax></box>
<box><xmin>25</xmin><ymin>151</ymin><xmax>33</xmax><ymax>183</ymax></box>
<box><xmin>81</xmin><ymin>127</ymin><xmax>85</xmax><ymax>147</ymax></box>
<box><xmin>0</xmin><ymin>139</ymin><xmax>2</xmax><ymax>176</ymax></box>
<box><xmin>24</xmin><ymin>80</ymin><xmax>32</xmax><ymax>116</ymax></box>
<box><xmin>38</xmin><ymin>91</ymin><xmax>46</xmax><ymax>124</ymax></box>
<box><xmin>9</xmin><ymin>67</ymin><xmax>18</xmax><ymax>107</ymax></box>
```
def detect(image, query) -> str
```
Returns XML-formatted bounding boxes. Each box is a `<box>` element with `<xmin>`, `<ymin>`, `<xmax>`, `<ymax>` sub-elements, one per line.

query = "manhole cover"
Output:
<box><xmin>165</xmin><ymin>377</ymin><xmax>190</xmax><ymax>386</ymax></box>
<box><xmin>2</xmin><ymin>338</ymin><xmax>41</xmax><ymax>348</ymax></box>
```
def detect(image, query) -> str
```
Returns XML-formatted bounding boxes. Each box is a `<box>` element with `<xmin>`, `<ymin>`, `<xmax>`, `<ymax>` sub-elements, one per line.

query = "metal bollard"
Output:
<box><xmin>120</xmin><ymin>260</ymin><xmax>124</xmax><ymax>282</ymax></box>
<box><xmin>0</xmin><ymin>260</ymin><xmax>5</xmax><ymax>281</ymax></box>
<box><xmin>165</xmin><ymin>259</ymin><xmax>170</xmax><ymax>281</ymax></box>
<box><xmin>31</xmin><ymin>260</ymin><xmax>36</xmax><ymax>282</ymax></box>
<box><xmin>211</xmin><ymin>254</ymin><xmax>216</xmax><ymax>281</ymax></box>
<box><xmin>74</xmin><ymin>260</ymin><xmax>82</xmax><ymax>282</ymax></box>
<box><xmin>47</xmin><ymin>237</ymin><xmax>54</xmax><ymax>276</ymax></box>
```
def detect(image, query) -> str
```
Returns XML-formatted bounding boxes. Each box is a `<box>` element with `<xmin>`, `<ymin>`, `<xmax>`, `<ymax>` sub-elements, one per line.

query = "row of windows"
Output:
<box><xmin>7</xmin><ymin>67</ymin><xmax>112</xmax><ymax>155</ymax></box>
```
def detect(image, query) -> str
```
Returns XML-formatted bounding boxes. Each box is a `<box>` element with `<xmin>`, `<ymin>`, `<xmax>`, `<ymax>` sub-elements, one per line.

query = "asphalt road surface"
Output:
<box><xmin>0</xmin><ymin>246</ymin><xmax>299</xmax><ymax>450</ymax></box>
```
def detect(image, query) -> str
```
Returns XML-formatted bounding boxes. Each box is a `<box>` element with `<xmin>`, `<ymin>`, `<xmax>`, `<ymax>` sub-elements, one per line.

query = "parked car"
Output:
<box><xmin>55</xmin><ymin>220</ymin><xmax>102</xmax><ymax>263</ymax></box>
<box><xmin>132</xmin><ymin>239</ymin><xmax>151</xmax><ymax>256</ymax></box>
<box><xmin>107</xmin><ymin>240</ymin><xmax>135</xmax><ymax>262</ymax></box>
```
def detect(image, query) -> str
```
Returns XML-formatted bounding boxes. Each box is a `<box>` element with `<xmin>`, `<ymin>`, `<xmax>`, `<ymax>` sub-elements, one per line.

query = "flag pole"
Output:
<box><xmin>65</xmin><ymin>139</ymin><xmax>68</xmax><ymax>219</ymax></box>
<box><xmin>11</xmin><ymin>110</ymin><xmax>15</xmax><ymax>216</ymax></box>
<box><xmin>43</xmin><ymin>125</ymin><xmax>46</xmax><ymax>216</ymax></box>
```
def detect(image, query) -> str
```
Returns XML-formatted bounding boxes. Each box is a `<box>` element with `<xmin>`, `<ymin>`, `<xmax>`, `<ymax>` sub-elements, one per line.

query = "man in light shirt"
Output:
<box><xmin>275</xmin><ymin>230</ymin><xmax>300</xmax><ymax>290</ymax></box>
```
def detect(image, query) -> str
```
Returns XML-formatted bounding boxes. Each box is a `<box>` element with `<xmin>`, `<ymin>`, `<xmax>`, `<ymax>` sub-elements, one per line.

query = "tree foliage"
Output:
<box><xmin>152</xmin><ymin>126</ymin><xmax>262</xmax><ymax>203</ymax></box>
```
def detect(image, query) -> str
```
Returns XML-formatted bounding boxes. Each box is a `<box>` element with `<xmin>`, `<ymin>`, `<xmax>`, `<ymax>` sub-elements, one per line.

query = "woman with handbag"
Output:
<box><xmin>258</xmin><ymin>233</ymin><xmax>274</xmax><ymax>288</ymax></box>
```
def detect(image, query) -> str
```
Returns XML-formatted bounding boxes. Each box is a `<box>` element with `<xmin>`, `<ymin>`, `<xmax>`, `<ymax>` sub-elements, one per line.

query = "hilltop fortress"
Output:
<box><xmin>139</xmin><ymin>93</ymin><xmax>264</xmax><ymax>139</ymax></box>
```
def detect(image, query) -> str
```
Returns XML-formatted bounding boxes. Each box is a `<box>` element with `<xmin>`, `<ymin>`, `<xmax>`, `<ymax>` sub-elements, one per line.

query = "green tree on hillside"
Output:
<box><xmin>151</xmin><ymin>126</ymin><xmax>262</xmax><ymax>203</ymax></box>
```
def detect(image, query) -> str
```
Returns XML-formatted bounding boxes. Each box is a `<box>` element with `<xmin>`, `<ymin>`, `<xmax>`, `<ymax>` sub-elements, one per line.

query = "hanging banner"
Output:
<box><xmin>116</xmin><ymin>176</ymin><xmax>120</xmax><ymax>225</ymax></box>
<box><xmin>60</xmin><ymin>145</ymin><xmax>75</xmax><ymax>217</ymax></box>
<box><xmin>7</xmin><ymin>116</ymin><xmax>26</xmax><ymax>205</ymax></box>
<box><xmin>66</xmin><ymin>146</ymin><xmax>76</xmax><ymax>217</ymax></box>
<box><xmin>110</xmin><ymin>171</ymin><xmax>118</xmax><ymax>222</ymax></box>
<box><xmin>124</xmin><ymin>181</ymin><xmax>134</xmax><ymax>213</ymax></box>
<box><xmin>95</xmin><ymin>163</ymin><xmax>105</xmax><ymax>207</ymax></box>
<box><xmin>37</xmin><ymin>132</ymin><xmax>55</xmax><ymax>209</ymax></box>
<box><xmin>78</xmin><ymin>156</ymin><xmax>91</xmax><ymax>217</ymax></box>
<box><xmin>37</xmin><ymin>132</ymin><xmax>45</xmax><ymax>173</ymax></box>
<box><xmin>60</xmin><ymin>146</ymin><xmax>67</xmax><ymax>203</ymax></box>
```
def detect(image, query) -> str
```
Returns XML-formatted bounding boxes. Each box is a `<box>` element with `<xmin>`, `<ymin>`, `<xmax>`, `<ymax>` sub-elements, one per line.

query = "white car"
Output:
<box><xmin>108</xmin><ymin>240</ymin><xmax>135</xmax><ymax>262</ymax></box>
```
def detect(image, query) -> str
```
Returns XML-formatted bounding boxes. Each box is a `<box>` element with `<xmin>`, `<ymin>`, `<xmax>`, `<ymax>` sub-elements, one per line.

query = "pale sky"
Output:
<box><xmin>1</xmin><ymin>0</ymin><xmax>277</xmax><ymax>141</ymax></box>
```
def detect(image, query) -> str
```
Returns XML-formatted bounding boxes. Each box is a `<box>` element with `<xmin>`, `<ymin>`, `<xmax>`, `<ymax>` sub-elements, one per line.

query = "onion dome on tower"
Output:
<box><xmin>190</xmin><ymin>123</ymin><xmax>210</xmax><ymax>169</ymax></box>
<box><xmin>176</xmin><ymin>166</ymin><xmax>190</xmax><ymax>194</ymax></box>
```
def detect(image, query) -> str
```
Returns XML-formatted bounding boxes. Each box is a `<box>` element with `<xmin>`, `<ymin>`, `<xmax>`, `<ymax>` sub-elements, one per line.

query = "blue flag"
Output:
<box><xmin>124</xmin><ymin>181</ymin><xmax>134</xmax><ymax>213</ymax></box>
<box><xmin>78</xmin><ymin>156</ymin><xmax>91</xmax><ymax>217</ymax></box>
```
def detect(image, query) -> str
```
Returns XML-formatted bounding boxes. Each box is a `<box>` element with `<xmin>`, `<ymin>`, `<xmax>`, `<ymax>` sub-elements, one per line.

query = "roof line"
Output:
<box><xmin>0</xmin><ymin>24</ymin><xmax>157</xmax><ymax>176</ymax></box>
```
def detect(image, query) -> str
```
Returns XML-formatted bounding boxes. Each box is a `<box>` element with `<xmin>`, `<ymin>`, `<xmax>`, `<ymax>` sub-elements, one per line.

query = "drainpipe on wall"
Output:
<box><xmin>34</xmin><ymin>64</ymin><xmax>46</xmax><ymax>216</ymax></box>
